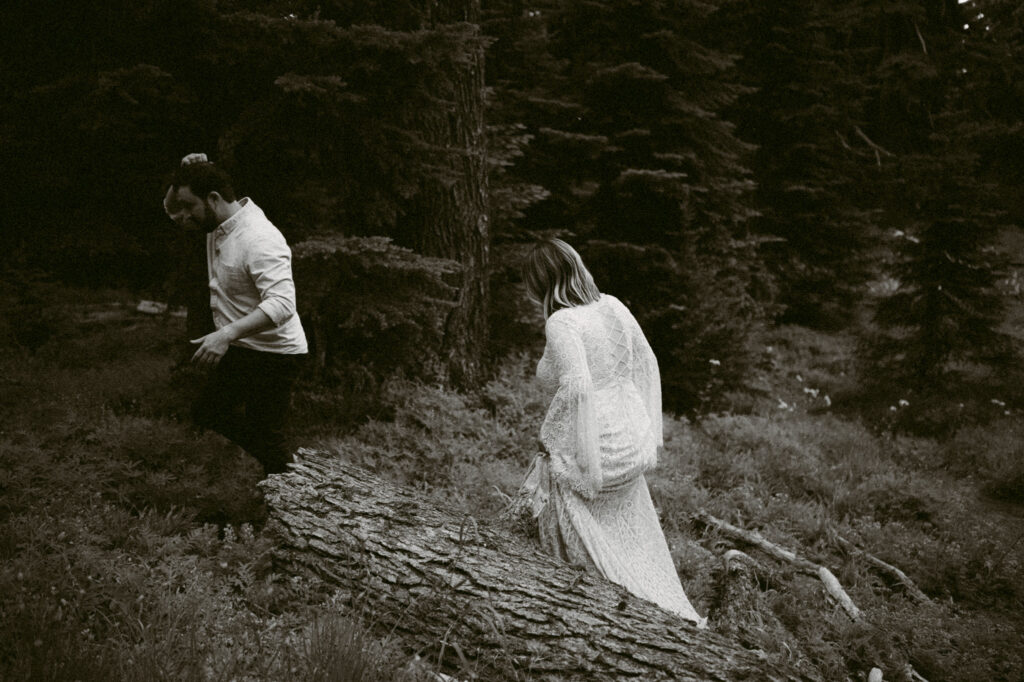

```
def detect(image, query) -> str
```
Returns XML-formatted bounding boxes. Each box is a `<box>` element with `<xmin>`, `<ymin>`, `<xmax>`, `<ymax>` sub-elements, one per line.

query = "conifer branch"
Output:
<box><xmin>835</xmin><ymin>130</ymin><xmax>853</xmax><ymax>151</ymax></box>
<box><xmin>913</xmin><ymin>22</ymin><xmax>928</xmax><ymax>55</ymax></box>
<box><xmin>854</xmin><ymin>126</ymin><xmax>895</xmax><ymax>166</ymax></box>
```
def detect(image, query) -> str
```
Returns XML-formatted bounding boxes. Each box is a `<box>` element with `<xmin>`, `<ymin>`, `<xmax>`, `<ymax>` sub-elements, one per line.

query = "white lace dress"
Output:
<box><xmin>518</xmin><ymin>294</ymin><xmax>705</xmax><ymax>626</ymax></box>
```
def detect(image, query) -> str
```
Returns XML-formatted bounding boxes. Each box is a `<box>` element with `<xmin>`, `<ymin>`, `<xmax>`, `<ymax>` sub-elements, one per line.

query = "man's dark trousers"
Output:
<box><xmin>193</xmin><ymin>345</ymin><xmax>304</xmax><ymax>475</ymax></box>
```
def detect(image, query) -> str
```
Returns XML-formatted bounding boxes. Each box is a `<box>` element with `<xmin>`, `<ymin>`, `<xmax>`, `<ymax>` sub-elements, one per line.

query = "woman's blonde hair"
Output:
<box><xmin>523</xmin><ymin>238</ymin><xmax>601</xmax><ymax>319</ymax></box>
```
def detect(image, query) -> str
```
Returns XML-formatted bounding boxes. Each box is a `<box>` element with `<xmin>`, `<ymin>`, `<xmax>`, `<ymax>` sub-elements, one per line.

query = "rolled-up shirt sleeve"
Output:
<box><xmin>249</xmin><ymin>232</ymin><xmax>298</xmax><ymax>326</ymax></box>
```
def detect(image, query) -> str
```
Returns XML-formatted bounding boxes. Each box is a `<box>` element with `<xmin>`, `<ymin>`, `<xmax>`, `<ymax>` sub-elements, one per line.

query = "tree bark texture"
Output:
<box><xmin>408</xmin><ymin>0</ymin><xmax>490</xmax><ymax>388</ymax></box>
<box><xmin>260</xmin><ymin>449</ymin><xmax>822</xmax><ymax>681</ymax></box>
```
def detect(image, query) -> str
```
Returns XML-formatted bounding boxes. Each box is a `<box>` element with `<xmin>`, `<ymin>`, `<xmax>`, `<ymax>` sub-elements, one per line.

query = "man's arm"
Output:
<box><xmin>191</xmin><ymin>231</ymin><xmax>299</xmax><ymax>366</ymax></box>
<box><xmin>248</xmin><ymin>230</ymin><xmax>299</xmax><ymax>328</ymax></box>
<box><xmin>190</xmin><ymin>309</ymin><xmax>276</xmax><ymax>366</ymax></box>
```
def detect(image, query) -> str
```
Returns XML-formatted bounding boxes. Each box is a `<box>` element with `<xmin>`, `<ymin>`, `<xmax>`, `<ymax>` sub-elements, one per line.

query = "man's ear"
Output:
<box><xmin>205</xmin><ymin>191</ymin><xmax>224</xmax><ymax>206</ymax></box>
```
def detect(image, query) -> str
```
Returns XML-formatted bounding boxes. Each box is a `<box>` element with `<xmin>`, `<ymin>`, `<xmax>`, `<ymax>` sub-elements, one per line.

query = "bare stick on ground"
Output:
<box><xmin>695</xmin><ymin>511</ymin><xmax>932</xmax><ymax>682</ymax></box>
<box><xmin>696</xmin><ymin>511</ymin><xmax>862</xmax><ymax>621</ymax></box>
<box><xmin>835</xmin><ymin>536</ymin><xmax>930</xmax><ymax>603</ymax></box>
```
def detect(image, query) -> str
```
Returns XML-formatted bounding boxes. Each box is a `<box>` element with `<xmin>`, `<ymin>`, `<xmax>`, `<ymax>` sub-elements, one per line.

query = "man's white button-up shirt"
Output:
<box><xmin>206</xmin><ymin>198</ymin><xmax>308</xmax><ymax>355</ymax></box>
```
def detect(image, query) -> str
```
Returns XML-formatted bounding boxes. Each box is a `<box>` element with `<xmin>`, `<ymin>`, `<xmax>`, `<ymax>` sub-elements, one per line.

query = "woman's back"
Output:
<box><xmin>556</xmin><ymin>295</ymin><xmax>633</xmax><ymax>388</ymax></box>
<box><xmin>545</xmin><ymin>294</ymin><xmax>642</xmax><ymax>388</ymax></box>
<box><xmin>539</xmin><ymin>294</ymin><xmax>663</xmax><ymax>489</ymax></box>
<box><xmin>529</xmin><ymin>298</ymin><xmax>705</xmax><ymax>626</ymax></box>
<box><xmin>516</xmin><ymin>238</ymin><xmax>704</xmax><ymax>625</ymax></box>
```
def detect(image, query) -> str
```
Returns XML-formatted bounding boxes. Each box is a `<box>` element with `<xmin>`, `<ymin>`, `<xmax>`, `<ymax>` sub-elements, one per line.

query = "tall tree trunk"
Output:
<box><xmin>260</xmin><ymin>449</ymin><xmax>822</xmax><ymax>681</ymax></box>
<box><xmin>411</xmin><ymin>0</ymin><xmax>490</xmax><ymax>388</ymax></box>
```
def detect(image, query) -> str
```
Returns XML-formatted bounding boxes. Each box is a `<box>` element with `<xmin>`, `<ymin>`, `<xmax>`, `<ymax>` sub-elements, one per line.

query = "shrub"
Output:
<box><xmin>0</xmin><ymin>269</ymin><xmax>79</xmax><ymax>352</ymax></box>
<box><xmin>486</xmin><ymin>242</ymin><xmax>546</xmax><ymax>360</ymax></box>
<box><xmin>940</xmin><ymin>419</ymin><xmax>1024</xmax><ymax>504</ymax></box>
<box><xmin>293</xmin><ymin>235</ymin><xmax>460</xmax><ymax>387</ymax></box>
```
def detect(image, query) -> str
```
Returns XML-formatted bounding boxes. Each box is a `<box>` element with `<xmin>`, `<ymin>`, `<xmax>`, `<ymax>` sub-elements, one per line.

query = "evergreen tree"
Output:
<box><xmin>857</xmin><ymin>0</ymin><xmax>1021</xmax><ymax>429</ymax></box>
<box><xmin>710</xmin><ymin>0</ymin><xmax>882</xmax><ymax>328</ymax></box>
<box><xmin>959</xmin><ymin>0</ymin><xmax>1024</xmax><ymax>223</ymax></box>
<box><xmin>482</xmin><ymin>0</ymin><xmax>767</xmax><ymax>414</ymax></box>
<box><xmin>871</xmin><ymin>155</ymin><xmax>1011</xmax><ymax>388</ymax></box>
<box><xmin>0</xmin><ymin>0</ymin><xmax>491</xmax><ymax>388</ymax></box>
<box><xmin>211</xmin><ymin>2</ymin><xmax>491</xmax><ymax>386</ymax></box>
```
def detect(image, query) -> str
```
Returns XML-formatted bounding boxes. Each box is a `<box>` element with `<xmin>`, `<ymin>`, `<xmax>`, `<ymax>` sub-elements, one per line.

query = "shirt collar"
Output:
<box><xmin>215</xmin><ymin>197</ymin><xmax>254</xmax><ymax>237</ymax></box>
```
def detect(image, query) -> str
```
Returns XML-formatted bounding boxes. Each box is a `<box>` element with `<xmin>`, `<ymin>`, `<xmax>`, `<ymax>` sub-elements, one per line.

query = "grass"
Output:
<box><xmin>1</xmin><ymin>284</ymin><xmax>1022</xmax><ymax>681</ymax></box>
<box><xmin>648</xmin><ymin>324</ymin><xmax>1024</xmax><ymax>680</ymax></box>
<box><xmin>0</xmin><ymin>288</ymin><xmax>438</xmax><ymax>682</ymax></box>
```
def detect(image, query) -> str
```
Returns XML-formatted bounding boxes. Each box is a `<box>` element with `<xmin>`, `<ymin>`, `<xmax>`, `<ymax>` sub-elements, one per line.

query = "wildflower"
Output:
<box><xmin>890</xmin><ymin>406</ymin><xmax>898</xmax><ymax>412</ymax></box>
<box><xmin>777</xmin><ymin>399</ymin><xmax>789</xmax><ymax>409</ymax></box>
<box><xmin>709</xmin><ymin>359</ymin><xmax>721</xmax><ymax>366</ymax></box>
<box><xmin>824</xmin><ymin>395</ymin><xmax>831</xmax><ymax>407</ymax></box>
<box><xmin>803</xmin><ymin>387</ymin><xmax>819</xmax><ymax>397</ymax></box>
<box><xmin>898</xmin><ymin>399</ymin><xmax>909</xmax><ymax>407</ymax></box>
<box><xmin>991</xmin><ymin>399</ymin><xmax>1006</xmax><ymax>407</ymax></box>
<box><xmin>795</xmin><ymin>374</ymin><xmax>803</xmax><ymax>382</ymax></box>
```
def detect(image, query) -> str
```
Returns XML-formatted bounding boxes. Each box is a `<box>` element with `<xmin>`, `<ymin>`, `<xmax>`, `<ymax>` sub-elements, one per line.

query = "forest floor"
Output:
<box><xmin>0</xmin><ymin>284</ymin><xmax>1022</xmax><ymax>681</ymax></box>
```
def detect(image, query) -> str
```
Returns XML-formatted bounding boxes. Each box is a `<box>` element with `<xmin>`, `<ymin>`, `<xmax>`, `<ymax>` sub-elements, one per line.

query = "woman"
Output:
<box><xmin>515</xmin><ymin>238</ymin><xmax>705</xmax><ymax>626</ymax></box>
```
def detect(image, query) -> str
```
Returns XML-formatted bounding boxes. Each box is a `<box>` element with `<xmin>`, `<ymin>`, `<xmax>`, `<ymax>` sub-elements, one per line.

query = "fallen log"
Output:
<box><xmin>260</xmin><ymin>449</ymin><xmax>821</xmax><ymax>681</ymax></box>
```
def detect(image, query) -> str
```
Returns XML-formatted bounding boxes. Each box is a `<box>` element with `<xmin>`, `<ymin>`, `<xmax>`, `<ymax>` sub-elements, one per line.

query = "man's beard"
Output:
<box><xmin>200</xmin><ymin>202</ymin><xmax>220</xmax><ymax>233</ymax></box>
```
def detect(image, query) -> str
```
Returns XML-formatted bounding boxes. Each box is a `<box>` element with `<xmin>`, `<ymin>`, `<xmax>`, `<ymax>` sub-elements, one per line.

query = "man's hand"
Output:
<box><xmin>190</xmin><ymin>328</ymin><xmax>233</xmax><ymax>366</ymax></box>
<box><xmin>181</xmin><ymin>152</ymin><xmax>209</xmax><ymax>166</ymax></box>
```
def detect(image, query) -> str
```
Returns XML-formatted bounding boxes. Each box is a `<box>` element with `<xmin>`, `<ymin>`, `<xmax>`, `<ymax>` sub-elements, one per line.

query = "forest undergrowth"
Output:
<box><xmin>0</xmin><ymin>285</ymin><xmax>1022</xmax><ymax>681</ymax></box>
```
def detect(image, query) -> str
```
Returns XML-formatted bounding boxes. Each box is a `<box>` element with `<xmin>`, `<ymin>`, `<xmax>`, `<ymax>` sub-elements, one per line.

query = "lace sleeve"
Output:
<box><xmin>538</xmin><ymin>314</ymin><xmax>602</xmax><ymax>499</ymax></box>
<box><xmin>617</xmin><ymin>299</ymin><xmax>663</xmax><ymax>450</ymax></box>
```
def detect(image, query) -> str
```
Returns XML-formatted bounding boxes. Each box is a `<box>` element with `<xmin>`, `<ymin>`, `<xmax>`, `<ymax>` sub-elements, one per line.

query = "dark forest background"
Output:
<box><xmin>2</xmin><ymin>2</ymin><xmax>1024</xmax><ymax>680</ymax></box>
<box><xmin>2</xmin><ymin>0</ymin><xmax>1024</xmax><ymax>430</ymax></box>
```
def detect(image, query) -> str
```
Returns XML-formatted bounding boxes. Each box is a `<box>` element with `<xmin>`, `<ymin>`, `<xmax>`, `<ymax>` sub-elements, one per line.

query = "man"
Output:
<box><xmin>163</xmin><ymin>153</ymin><xmax>307</xmax><ymax>476</ymax></box>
